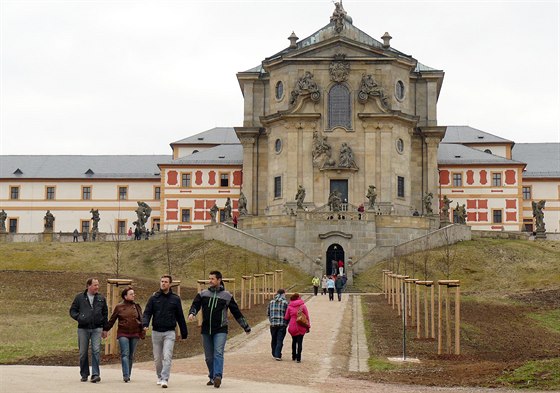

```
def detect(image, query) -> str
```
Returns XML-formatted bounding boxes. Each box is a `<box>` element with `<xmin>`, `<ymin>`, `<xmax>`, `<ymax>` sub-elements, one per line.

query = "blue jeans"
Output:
<box><xmin>78</xmin><ymin>327</ymin><xmax>102</xmax><ymax>378</ymax></box>
<box><xmin>202</xmin><ymin>333</ymin><xmax>227</xmax><ymax>380</ymax></box>
<box><xmin>151</xmin><ymin>330</ymin><xmax>176</xmax><ymax>382</ymax></box>
<box><xmin>270</xmin><ymin>325</ymin><xmax>287</xmax><ymax>358</ymax></box>
<box><xmin>118</xmin><ymin>336</ymin><xmax>139</xmax><ymax>379</ymax></box>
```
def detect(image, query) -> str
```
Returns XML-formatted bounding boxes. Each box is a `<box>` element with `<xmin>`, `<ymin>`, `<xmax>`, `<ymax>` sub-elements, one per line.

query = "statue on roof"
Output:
<box><xmin>330</xmin><ymin>2</ymin><xmax>351</xmax><ymax>33</ymax></box>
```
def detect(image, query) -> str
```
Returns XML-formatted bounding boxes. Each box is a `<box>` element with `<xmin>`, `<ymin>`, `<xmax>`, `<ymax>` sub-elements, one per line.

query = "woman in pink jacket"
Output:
<box><xmin>284</xmin><ymin>293</ymin><xmax>310</xmax><ymax>363</ymax></box>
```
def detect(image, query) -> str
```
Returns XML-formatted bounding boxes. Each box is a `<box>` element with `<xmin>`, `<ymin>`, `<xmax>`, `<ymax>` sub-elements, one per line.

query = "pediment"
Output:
<box><xmin>285</xmin><ymin>40</ymin><xmax>391</xmax><ymax>61</ymax></box>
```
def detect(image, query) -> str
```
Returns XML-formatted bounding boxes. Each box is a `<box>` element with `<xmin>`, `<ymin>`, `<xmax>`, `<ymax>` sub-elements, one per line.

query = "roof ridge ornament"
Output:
<box><xmin>330</xmin><ymin>1</ymin><xmax>351</xmax><ymax>34</ymax></box>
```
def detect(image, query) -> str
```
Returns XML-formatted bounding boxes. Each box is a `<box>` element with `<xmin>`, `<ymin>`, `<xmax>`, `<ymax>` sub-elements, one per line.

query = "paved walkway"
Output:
<box><xmin>0</xmin><ymin>293</ymin><xmax>545</xmax><ymax>392</ymax></box>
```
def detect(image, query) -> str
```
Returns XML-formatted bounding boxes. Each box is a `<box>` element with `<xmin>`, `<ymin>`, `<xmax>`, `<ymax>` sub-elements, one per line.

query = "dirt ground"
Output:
<box><xmin>359</xmin><ymin>290</ymin><xmax>560</xmax><ymax>387</ymax></box>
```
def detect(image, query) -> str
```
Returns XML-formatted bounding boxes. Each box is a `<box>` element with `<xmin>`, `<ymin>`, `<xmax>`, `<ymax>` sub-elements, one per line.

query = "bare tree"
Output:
<box><xmin>109</xmin><ymin>225</ymin><xmax>124</xmax><ymax>278</ymax></box>
<box><xmin>439</xmin><ymin>227</ymin><xmax>456</xmax><ymax>279</ymax></box>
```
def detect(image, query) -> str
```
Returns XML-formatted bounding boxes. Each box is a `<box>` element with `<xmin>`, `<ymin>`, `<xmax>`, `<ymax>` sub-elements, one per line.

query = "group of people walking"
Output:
<box><xmin>69</xmin><ymin>271</ymin><xmax>250</xmax><ymax>389</ymax></box>
<box><xmin>312</xmin><ymin>274</ymin><xmax>346</xmax><ymax>301</ymax></box>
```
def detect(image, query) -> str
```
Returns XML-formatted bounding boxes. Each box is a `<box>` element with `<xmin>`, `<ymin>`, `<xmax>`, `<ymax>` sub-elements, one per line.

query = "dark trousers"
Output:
<box><xmin>322</xmin><ymin>288</ymin><xmax>326</xmax><ymax>295</ymax></box>
<box><xmin>73</xmin><ymin>236</ymin><xmax>78</xmax><ymax>242</ymax></box>
<box><xmin>336</xmin><ymin>288</ymin><xmax>342</xmax><ymax>301</ymax></box>
<box><xmin>291</xmin><ymin>334</ymin><xmax>304</xmax><ymax>361</ymax></box>
<box><xmin>328</xmin><ymin>288</ymin><xmax>334</xmax><ymax>301</ymax></box>
<box><xmin>313</xmin><ymin>286</ymin><xmax>319</xmax><ymax>296</ymax></box>
<box><xmin>270</xmin><ymin>325</ymin><xmax>287</xmax><ymax>359</ymax></box>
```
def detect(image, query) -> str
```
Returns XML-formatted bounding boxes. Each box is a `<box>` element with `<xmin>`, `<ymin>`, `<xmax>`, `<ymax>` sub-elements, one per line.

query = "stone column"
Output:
<box><xmin>238</xmin><ymin>136</ymin><xmax>256</xmax><ymax>215</ymax></box>
<box><xmin>425</xmin><ymin>136</ymin><xmax>441</xmax><ymax>214</ymax></box>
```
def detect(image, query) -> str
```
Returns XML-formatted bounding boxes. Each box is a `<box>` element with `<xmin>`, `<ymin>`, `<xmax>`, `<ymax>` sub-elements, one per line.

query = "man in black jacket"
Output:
<box><xmin>143</xmin><ymin>275</ymin><xmax>188</xmax><ymax>389</ymax></box>
<box><xmin>188</xmin><ymin>270</ymin><xmax>251</xmax><ymax>389</ymax></box>
<box><xmin>69</xmin><ymin>278</ymin><xmax>108</xmax><ymax>383</ymax></box>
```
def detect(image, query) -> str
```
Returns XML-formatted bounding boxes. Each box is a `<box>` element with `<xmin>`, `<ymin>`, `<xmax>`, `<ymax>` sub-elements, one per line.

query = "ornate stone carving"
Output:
<box><xmin>330</xmin><ymin>2</ymin><xmax>350</xmax><ymax>34</ymax></box>
<box><xmin>289</xmin><ymin>71</ymin><xmax>321</xmax><ymax>106</ymax></box>
<box><xmin>358</xmin><ymin>74</ymin><xmax>390</xmax><ymax>108</ymax></box>
<box><xmin>238</xmin><ymin>192</ymin><xmax>248</xmax><ymax>216</ymax></box>
<box><xmin>338</xmin><ymin>142</ymin><xmax>357</xmax><ymax>169</ymax></box>
<box><xmin>329</xmin><ymin>54</ymin><xmax>349</xmax><ymax>83</ymax></box>
<box><xmin>366</xmin><ymin>186</ymin><xmax>377</xmax><ymax>210</ymax></box>
<box><xmin>532</xmin><ymin>200</ymin><xmax>546</xmax><ymax>233</ymax></box>
<box><xmin>295</xmin><ymin>185</ymin><xmax>306</xmax><ymax>210</ymax></box>
<box><xmin>312</xmin><ymin>130</ymin><xmax>335</xmax><ymax>168</ymax></box>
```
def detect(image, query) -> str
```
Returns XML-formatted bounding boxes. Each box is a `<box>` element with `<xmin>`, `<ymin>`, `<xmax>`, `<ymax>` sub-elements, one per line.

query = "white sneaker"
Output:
<box><xmin>157</xmin><ymin>380</ymin><xmax>162</xmax><ymax>385</ymax></box>
<box><xmin>161</xmin><ymin>380</ymin><xmax>168</xmax><ymax>388</ymax></box>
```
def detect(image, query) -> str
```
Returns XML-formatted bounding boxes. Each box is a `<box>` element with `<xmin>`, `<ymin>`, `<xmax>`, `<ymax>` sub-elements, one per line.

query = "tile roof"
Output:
<box><xmin>162</xmin><ymin>144</ymin><xmax>243</xmax><ymax>166</ymax></box>
<box><xmin>0</xmin><ymin>155</ymin><xmax>168</xmax><ymax>179</ymax></box>
<box><xmin>441</xmin><ymin>126</ymin><xmax>514</xmax><ymax>144</ymax></box>
<box><xmin>171</xmin><ymin>127</ymin><xmax>239</xmax><ymax>145</ymax></box>
<box><xmin>512</xmin><ymin>143</ymin><xmax>560</xmax><ymax>178</ymax></box>
<box><xmin>438</xmin><ymin>144</ymin><xmax>524</xmax><ymax>166</ymax></box>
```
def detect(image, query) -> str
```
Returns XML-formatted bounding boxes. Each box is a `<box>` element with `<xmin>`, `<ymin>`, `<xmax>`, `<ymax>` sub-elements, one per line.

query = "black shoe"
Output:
<box><xmin>297</xmin><ymin>360</ymin><xmax>301</xmax><ymax>363</ymax></box>
<box><xmin>207</xmin><ymin>380</ymin><xmax>214</xmax><ymax>386</ymax></box>
<box><xmin>80</xmin><ymin>377</ymin><xmax>88</xmax><ymax>382</ymax></box>
<box><xmin>91</xmin><ymin>375</ymin><xmax>101</xmax><ymax>383</ymax></box>
<box><xmin>124</xmin><ymin>377</ymin><xmax>130</xmax><ymax>383</ymax></box>
<box><xmin>214</xmin><ymin>376</ymin><xmax>221</xmax><ymax>388</ymax></box>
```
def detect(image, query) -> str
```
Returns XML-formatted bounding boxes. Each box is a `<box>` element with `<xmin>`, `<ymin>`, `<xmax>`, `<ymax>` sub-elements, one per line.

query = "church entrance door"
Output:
<box><xmin>330</xmin><ymin>179</ymin><xmax>348</xmax><ymax>206</ymax></box>
<box><xmin>326</xmin><ymin>243</ymin><xmax>344</xmax><ymax>276</ymax></box>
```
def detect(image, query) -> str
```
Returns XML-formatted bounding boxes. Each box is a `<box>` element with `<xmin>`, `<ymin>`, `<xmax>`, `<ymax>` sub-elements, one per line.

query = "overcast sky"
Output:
<box><xmin>1</xmin><ymin>0</ymin><xmax>559</xmax><ymax>155</ymax></box>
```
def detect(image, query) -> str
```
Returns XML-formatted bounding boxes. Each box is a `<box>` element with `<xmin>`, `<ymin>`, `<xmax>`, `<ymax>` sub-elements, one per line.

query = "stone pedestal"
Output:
<box><xmin>42</xmin><ymin>231</ymin><xmax>54</xmax><ymax>242</ymax></box>
<box><xmin>440</xmin><ymin>219</ymin><xmax>452</xmax><ymax>229</ymax></box>
<box><xmin>535</xmin><ymin>229</ymin><xmax>547</xmax><ymax>240</ymax></box>
<box><xmin>346</xmin><ymin>257</ymin><xmax>354</xmax><ymax>286</ymax></box>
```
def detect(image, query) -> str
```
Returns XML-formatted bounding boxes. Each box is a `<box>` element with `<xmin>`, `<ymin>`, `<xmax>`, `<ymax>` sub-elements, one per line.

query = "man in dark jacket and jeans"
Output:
<box><xmin>143</xmin><ymin>275</ymin><xmax>188</xmax><ymax>389</ymax></box>
<box><xmin>69</xmin><ymin>278</ymin><xmax>108</xmax><ymax>383</ymax></box>
<box><xmin>188</xmin><ymin>270</ymin><xmax>251</xmax><ymax>388</ymax></box>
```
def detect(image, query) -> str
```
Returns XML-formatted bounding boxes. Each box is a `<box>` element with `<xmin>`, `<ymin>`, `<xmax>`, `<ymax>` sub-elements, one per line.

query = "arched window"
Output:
<box><xmin>328</xmin><ymin>84</ymin><xmax>351</xmax><ymax>129</ymax></box>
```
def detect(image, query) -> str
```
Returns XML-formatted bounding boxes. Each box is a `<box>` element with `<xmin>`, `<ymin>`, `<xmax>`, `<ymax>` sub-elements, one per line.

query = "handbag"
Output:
<box><xmin>135</xmin><ymin>304</ymin><xmax>146</xmax><ymax>339</ymax></box>
<box><xmin>296</xmin><ymin>306</ymin><xmax>309</xmax><ymax>328</ymax></box>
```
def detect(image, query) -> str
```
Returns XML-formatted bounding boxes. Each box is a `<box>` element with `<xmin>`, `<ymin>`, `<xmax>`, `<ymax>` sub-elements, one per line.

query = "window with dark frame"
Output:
<box><xmin>274</xmin><ymin>176</ymin><xmax>282</xmax><ymax>198</ymax></box>
<box><xmin>493</xmin><ymin>210</ymin><xmax>502</xmax><ymax>223</ymax></box>
<box><xmin>9</xmin><ymin>218</ymin><xmax>17</xmax><ymax>233</ymax></box>
<box><xmin>452</xmin><ymin>173</ymin><xmax>462</xmax><ymax>187</ymax></box>
<box><xmin>82</xmin><ymin>186</ymin><xmax>91</xmax><ymax>200</ymax></box>
<box><xmin>182</xmin><ymin>173</ymin><xmax>191</xmax><ymax>188</ymax></box>
<box><xmin>46</xmin><ymin>187</ymin><xmax>55</xmax><ymax>200</ymax></box>
<box><xmin>117</xmin><ymin>220</ymin><xmax>126</xmax><ymax>234</ymax></box>
<box><xmin>181</xmin><ymin>209</ymin><xmax>191</xmax><ymax>223</ymax></box>
<box><xmin>328</xmin><ymin>84</ymin><xmax>351</xmax><ymax>129</ymax></box>
<box><xmin>81</xmin><ymin>221</ymin><xmax>90</xmax><ymax>233</ymax></box>
<box><xmin>522</xmin><ymin>186</ymin><xmax>531</xmax><ymax>200</ymax></box>
<box><xmin>10</xmin><ymin>186</ymin><xmax>19</xmax><ymax>200</ymax></box>
<box><xmin>397</xmin><ymin>176</ymin><xmax>405</xmax><ymax>198</ymax></box>
<box><xmin>492</xmin><ymin>173</ymin><xmax>502</xmax><ymax>187</ymax></box>
<box><xmin>154</xmin><ymin>187</ymin><xmax>161</xmax><ymax>200</ymax></box>
<box><xmin>220</xmin><ymin>174</ymin><xmax>229</xmax><ymax>187</ymax></box>
<box><xmin>119</xmin><ymin>186</ymin><xmax>128</xmax><ymax>200</ymax></box>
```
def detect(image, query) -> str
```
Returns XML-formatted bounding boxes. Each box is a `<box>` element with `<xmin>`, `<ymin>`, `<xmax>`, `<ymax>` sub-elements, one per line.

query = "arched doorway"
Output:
<box><xmin>326</xmin><ymin>244</ymin><xmax>344</xmax><ymax>275</ymax></box>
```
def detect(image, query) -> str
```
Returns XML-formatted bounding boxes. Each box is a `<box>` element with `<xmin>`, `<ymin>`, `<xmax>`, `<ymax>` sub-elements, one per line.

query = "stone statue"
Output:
<box><xmin>238</xmin><ymin>192</ymin><xmax>248</xmax><ymax>216</ymax></box>
<box><xmin>330</xmin><ymin>1</ymin><xmax>348</xmax><ymax>33</ymax></box>
<box><xmin>209</xmin><ymin>203</ymin><xmax>219</xmax><ymax>224</ymax></box>
<box><xmin>357</xmin><ymin>74</ymin><xmax>390</xmax><ymax>108</ymax></box>
<box><xmin>0</xmin><ymin>209</ymin><xmax>7</xmax><ymax>232</ymax></box>
<box><xmin>423</xmin><ymin>192</ymin><xmax>433</xmax><ymax>215</ymax></box>
<box><xmin>295</xmin><ymin>185</ymin><xmax>306</xmax><ymax>210</ymax></box>
<box><xmin>225</xmin><ymin>197</ymin><xmax>232</xmax><ymax>220</ymax></box>
<box><xmin>133</xmin><ymin>201</ymin><xmax>152</xmax><ymax>233</ymax></box>
<box><xmin>455</xmin><ymin>203</ymin><xmax>467</xmax><ymax>224</ymax></box>
<box><xmin>532</xmin><ymin>200</ymin><xmax>546</xmax><ymax>233</ymax></box>
<box><xmin>289</xmin><ymin>71</ymin><xmax>320</xmax><ymax>106</ymax></box>
<box><xmin>90</xmin><ymin>209</ymin><xmax>100</xmax><ymax>232</ymax></box>
<box><xmin>338</xmin><ymin>143</ymin><xmax>356</xmax><ymax>168</ymax></box>
<box><xmin>328</xmin><ymin>190</ymin><xmax>342</xmax><ymax>212</ymax></box>
<box><xmin>44</xmin><ymin>210</ymin><xmax>55</xmax><ymax>230</ymax></box>
<box><xmin>366</xmin><ymin>185</ymin><xmax>377</xmax><ymax>210</ymax></box>
<box><xmin>442</xmin><ymin>195</ymin><xmax>453</xmax><ymax>218</ymax></box>
<box><xmin>312</xmin><ymin>131</ymin><xmax>334</xmax><ymax>167</ymax></box>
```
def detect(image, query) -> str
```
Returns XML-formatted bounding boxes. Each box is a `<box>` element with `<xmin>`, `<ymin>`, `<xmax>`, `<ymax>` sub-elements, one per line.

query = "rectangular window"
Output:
<box><xmin>522</xmin><ymin>186</ymin><xmax>531</xmax><ymax>200</ymax></box>
<box><xmin>220</xmin><ymin>173</ymin><xmax>229</xmax><ymax>187</ymax></box>
<box><xmin>154</xmin><ymin>186</ymin><xmax>161</xmax><ymax>200</ymax></box>
<box><xmin>452</xmin><ymin>173</ymin><xmax>462</xmax><ymax>187</ymax></box>
<box><xmin>152</xmin><ymin>218</ymin><xmax>160</xmax><ymax>231</ymax></box>
<box><xmin>46</xmin><ymin>186</ymin><xmax>56</xmax><ymax>200</ymax></box>
<box><xmin>9</xmin><ymin>218</ymin><xmax>17</xmax><ymax>233</ymax></box>
<box><xmin>117</xmin><ymin>220</ymin><xmax>126</xmax><ymax>234</ymax></box>
<box><xmin>181</xmin><ymin>209</ymin><xmax>191</xmax><ymax>223</ymax></box>
<box><xmin>81</xmin><ymin>220</ymin><xmax>90</xmax><ymax>234</ymax></box>
<box><xmin>10</xmin><ymin>186</ymin><xmax>19</xmax><ymax>200</ymax></box>
<box><xmin>492</xmin><ymin>173</ymin><xmax>502</xmax><ymax>187</ymax></box>
<box><xmin>181</xmin><ymin>173</ymin><xmax>191</xmax><ymax>188</ymax></box>
<box><xmin>397</xmin><ymin>176</ymin><xmax>405</xmax><ymax>198</ymax></box>
<box><xmin>82</xmin><ymin>186</ymin><xmax>91</xmax><ymax>200</ymax></box>
<box><xmin>118</xmin><ymin>186</ymin><xmax>128</xmax><ymax>200</ymax></box>
<box><xmin>492</xmin><ymin>209</ymin><xmax>502</xmax><ymax>223</ymax></box>
<box><xmin>274</xmin><ymin>176</ymin><xmax>282</xmax><ymax>198</ymax></box>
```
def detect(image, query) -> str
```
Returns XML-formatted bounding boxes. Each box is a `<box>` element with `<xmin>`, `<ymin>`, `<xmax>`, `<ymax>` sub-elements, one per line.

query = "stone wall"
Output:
<box><xmin>393</xmin><ymin>224</ymin><xmax>471</xmax><ymax>256</ymax></box>
<box><xmin>472</xmin><ymin>230</ymin><xmax>530</xmax><ymax>240</ymax></box>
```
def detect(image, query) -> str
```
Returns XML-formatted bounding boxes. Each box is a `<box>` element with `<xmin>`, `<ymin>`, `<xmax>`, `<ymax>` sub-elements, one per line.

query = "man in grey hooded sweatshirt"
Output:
<box><xmin>267</xmin><ymin>289</ymin><xmax>288</xmax><ymax>360</ymax></box>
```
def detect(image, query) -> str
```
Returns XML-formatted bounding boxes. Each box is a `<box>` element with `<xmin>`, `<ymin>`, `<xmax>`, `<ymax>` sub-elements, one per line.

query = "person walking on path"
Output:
<box><xmin>338</xmin><ymin>260</ymin><xmax>344</xmax><ymax>276</ymax></box>
<box><xmin>103</xmin><ymin>287</ymin><xmax>145</xmax><ymax>383</ymax></box>
<box><xmin>127</xmin><ymin>227</ymin><xmax>132</xmax><ymax>240</ymax></box>
<box><xmin>284</xmin><ymin>293</ymin><xmax>310</xmax><ymax>363</ymax></box>
<box><xmin>311</xmin><ymin>276</ymin><xmax>320</xmax><ymax>296</ymax></box>
<box><xmin>188</xmin><ymin>270</ymin><xmax>251</xmax><ymax>389</ymax></box>
<box><xmin>326</xmin><ymin>276</ymin><xmax>335</xmax><ymax>301</ymax></box>
<box><xmin>72</xmin><ymin>228</ymin><xmax>79</xmax><ymax>242</ymax></box>
<box><xmin>321</xmin><ymin>275</ymin><xmax>327</xmax><ymax>295</ymax></box>
<box><xmin>142</xmin><ymin>275</ymin><xmax>188</xmax><ymax>389</ymax></box>
<box><xmin>69</xmin><ymin>278</ymin><xmax>108</xmax><ymax>383</ymax></box>
<box><xmin>335</xmin><ymin>275</ymin><xmax>344</xmax><ymax>301</ymax></box>
<box><xmin>267</xmin><ymin>289</ymin><xmax>288</xmax><ymax>360</ymax></box>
